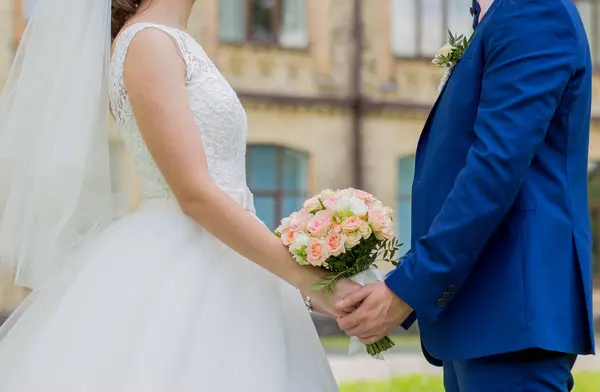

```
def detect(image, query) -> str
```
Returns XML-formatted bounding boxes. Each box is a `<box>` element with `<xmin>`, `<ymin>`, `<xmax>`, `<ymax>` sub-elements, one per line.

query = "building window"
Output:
<box><xmin>219</xmin><ymin>0</ymin><xmax>308</xmax><ymax>48</ymax></box>
<box><xmin>396</xmin><ymin>156</ymin><xmax>415</xmax><ymax>256</ymax></box>
<box><xmin>246</xmin><ymin>145</ymin><xmax>309</xmax><ymax>230</ymax></box>
<box><xmin>391</xmin><ymin>0</ymin><xmax>472</xmax><ymax>57</ymax></box>
<box><xmin>575</xmin><ymin>0</ymin><xmax>600</xmax><ymax>66</ymax></box>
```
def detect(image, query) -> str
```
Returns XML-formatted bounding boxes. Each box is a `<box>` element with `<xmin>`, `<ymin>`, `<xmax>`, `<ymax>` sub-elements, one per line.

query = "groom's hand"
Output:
<box><xmin>306</xmin><ymin>278</ymin><xmax>362</xmax><ymax>317</ymax></box>
<box><xmin>335</xmin><ymin>282</ymin><xmax>412</xmax><ymax>344</ymax></box>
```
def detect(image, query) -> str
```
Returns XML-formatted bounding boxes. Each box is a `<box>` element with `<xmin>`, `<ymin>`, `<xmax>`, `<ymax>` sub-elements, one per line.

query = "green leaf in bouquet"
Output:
<box><xmin>318</xmin><ymin>197</ymin><xmax>326</xmax><ymax>210</ymax></box>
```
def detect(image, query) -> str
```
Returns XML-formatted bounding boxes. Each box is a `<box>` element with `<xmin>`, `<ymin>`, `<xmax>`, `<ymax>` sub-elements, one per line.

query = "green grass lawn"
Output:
<box><xmin>339</xmin><ymin>372</ymin><xmax>600</xmax><ymax>391</ymax></box>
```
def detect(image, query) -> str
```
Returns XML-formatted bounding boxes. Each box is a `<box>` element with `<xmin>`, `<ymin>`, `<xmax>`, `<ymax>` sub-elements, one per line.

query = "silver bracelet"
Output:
<box><xmin>304</xmin><ymin>296</ymin><xmax>313</xmax><ymax>313</ymax></box>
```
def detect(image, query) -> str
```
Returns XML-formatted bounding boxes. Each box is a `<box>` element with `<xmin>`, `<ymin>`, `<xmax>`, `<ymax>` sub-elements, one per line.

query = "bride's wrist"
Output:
<box><xmin>293</xmin><ymin>266</ymin><xmax>325</xmax><ymax>294</ymax></box>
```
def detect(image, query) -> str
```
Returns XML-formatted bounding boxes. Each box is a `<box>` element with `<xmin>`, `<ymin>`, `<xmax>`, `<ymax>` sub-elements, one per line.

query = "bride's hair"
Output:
<box><xmin>111</xmin><ymin>0</ymin><xmax>140</xmax><ymax>39</ymax></box>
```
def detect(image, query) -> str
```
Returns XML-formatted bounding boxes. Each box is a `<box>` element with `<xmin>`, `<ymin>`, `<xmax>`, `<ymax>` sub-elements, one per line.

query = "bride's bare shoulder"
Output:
<box><xmin>122</xmin><ymin>28</ymin><xmax>187</xmax><ymax>87</ymax></box>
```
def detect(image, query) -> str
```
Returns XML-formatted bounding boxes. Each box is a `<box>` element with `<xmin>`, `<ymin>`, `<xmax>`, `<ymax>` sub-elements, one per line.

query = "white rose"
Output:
<box><xmin>435</xmin><ymin>42</ymin><xmax>455</xmax><ymax>59</ymax></box>
<box><xmin>334</xmin><ymin>196</ymin><xmax>368</xmax><ymax>217</ymax></box>
<box><xmin>344</xmin><ymin>231</ymin><xmax>362</xmax><ymax>249</ymax></box>
<box><xmin>303</xmin><ymin>195</ymin><xmax>323</xmax><ymax>213</ymax></box>
<box><xmin>319</xmin><ymin>189</ymin><xmax>336</xmax><ymax>199</ymax></box>
<box><xmin>290</xmin><ymin>232</ymin><xmax>310</xmax><ymax>253</ymax></box>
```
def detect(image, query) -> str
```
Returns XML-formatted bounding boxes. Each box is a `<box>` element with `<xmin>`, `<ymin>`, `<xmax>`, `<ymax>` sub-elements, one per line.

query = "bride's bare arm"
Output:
<box><xmin>123</xmin><ymin>30</ymin><xmax>352</xmax><ymax>312</ymax></box>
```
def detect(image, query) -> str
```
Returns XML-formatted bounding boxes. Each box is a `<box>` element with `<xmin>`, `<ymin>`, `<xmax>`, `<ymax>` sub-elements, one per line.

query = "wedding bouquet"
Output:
<box><xmin>275</xmin><ymin>188</ymin><xmax>401</xmax><ymax>358</ymax></box>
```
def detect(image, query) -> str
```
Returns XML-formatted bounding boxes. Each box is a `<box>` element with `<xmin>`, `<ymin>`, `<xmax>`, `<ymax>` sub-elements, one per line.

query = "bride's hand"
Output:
<box><xmin>302</xmin><ymin>278</ymin><xmax>362</xmax><ymax>317</ymax></box>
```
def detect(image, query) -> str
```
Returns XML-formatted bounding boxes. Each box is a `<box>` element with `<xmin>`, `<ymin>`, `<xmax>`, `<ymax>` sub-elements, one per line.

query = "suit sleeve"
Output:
<box><xmin>385</xmin><ymin>4</ymin><xmax>579</xmax><ymax>325</ymax></box>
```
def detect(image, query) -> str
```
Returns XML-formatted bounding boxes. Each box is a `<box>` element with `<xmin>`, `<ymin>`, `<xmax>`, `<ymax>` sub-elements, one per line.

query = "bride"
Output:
<box><xmin>0</xmin><ymin>0</ymin><xmax>358</xmax><ymax>390</ymax></box>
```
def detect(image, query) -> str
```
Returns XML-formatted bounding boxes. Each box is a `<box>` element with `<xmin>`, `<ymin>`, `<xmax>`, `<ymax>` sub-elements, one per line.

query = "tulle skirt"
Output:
<box><xmin>0</xmin><ymin>199</ymin><xmax>339</xmax><ymax>391</ymax></box>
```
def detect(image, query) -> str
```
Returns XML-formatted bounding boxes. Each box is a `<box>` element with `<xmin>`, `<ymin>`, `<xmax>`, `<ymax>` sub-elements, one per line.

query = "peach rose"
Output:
<box><xmin>358</xmin><ymin>220</ymin><xmax>373</xmax><ymax>239</ymax></box>
<box><xmin>341</xmin><ymin>216</ymin><xmax>362</xmax><ymax>233</ymax></box>
<box><xmin>307</xmin><ymin>210</ymin><xmax>333</xmax><ymax>238</ymax></box>
<box><xmin>332</xmin><ymin>223</ymin><xmax>342</xmax><ymax>234</ymax></box>
<box><xmin>344</xmin><ymin>231</ymin><xmax>362</xmax><ymax>249</ymax></box>
<box><xmin>326</xmin><ymin>231</ymin><xmax>346</xmax><ymax>257</ymax></box>
<box><xmin>307</xmin><ymin>238</ymin><xmax>329</xmax><ymax>266</ymax></box>
<box><xmin>281</xmin><ymin>230</ymin><xmax>296</xmax><ymax>246</ymax></box>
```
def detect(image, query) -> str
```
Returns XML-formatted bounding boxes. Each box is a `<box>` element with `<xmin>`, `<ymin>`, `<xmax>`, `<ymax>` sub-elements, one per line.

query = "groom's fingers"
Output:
<box><xmin>335</xmin><ymin>285</ymin><xmax>372</xmax><ymax>310</ymax></box>
<box><xmin>359</xmin><ymin>335</ymin><xmax>384</xmax><ymax>345</ymax></box>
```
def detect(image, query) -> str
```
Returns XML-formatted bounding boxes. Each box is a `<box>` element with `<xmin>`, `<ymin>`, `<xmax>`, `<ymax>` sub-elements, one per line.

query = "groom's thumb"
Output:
<box><xmin>335</xmin><ymin>286</ymin><xmax>370</xmax><ymax>309</ymax></box>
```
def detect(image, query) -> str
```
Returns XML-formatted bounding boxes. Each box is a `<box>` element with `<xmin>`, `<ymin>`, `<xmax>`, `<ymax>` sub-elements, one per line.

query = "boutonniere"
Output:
<box><xmin>432</xmin><ymin>31</ymin><xmax>474</xmax><ymax>92</ymax></box>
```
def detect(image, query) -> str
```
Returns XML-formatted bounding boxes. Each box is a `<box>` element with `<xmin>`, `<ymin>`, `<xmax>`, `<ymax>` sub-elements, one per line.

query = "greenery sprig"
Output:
<box><xmin>313</xmin><ymin>236</ymin><xmax>402</xmax><ymax>293</ymax></box>
<box><xmin>432</xmin><ymin>30</ymin><xmax>474</xmax><ymax>69</ymax></box>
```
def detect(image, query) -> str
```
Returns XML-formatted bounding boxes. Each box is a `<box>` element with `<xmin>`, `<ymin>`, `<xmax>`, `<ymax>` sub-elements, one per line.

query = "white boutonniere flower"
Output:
<box><xmin>432</xmin><ymin>30</ymin><xmax>474</xmax><ymax>93</ymax></box>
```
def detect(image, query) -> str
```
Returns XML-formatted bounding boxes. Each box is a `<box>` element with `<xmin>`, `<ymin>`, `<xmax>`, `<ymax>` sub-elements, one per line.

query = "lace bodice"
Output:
<box><xmin>109</xmin><ymin>23</ymin><xmax>249</xmax><ymax>202</ymax></box>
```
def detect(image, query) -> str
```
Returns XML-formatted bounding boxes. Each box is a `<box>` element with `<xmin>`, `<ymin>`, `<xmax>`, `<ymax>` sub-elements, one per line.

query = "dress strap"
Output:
<box><xmin>112</xmin><ymin>22</ymin><xmax>196</xmax><ymax>84</ymax></box>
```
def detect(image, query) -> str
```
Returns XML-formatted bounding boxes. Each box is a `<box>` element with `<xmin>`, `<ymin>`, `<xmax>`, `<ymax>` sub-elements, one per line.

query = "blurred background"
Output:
<box><xmin>0</xmin><ymin>0</ymin><xmax>599</xmax><ymax>390</ymax></box>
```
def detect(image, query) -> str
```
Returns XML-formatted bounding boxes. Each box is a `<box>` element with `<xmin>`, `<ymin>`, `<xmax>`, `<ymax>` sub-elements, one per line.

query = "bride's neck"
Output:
<box><xmin>137</xmin><ymin>0</ymin><xmax>194</xmax><ymax>30</ymax></box>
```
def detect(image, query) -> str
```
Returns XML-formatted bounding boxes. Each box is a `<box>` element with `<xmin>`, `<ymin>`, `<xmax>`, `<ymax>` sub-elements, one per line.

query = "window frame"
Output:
<box><xmin>390</xmin><ymin>0</ymin><xmax>600</xmax><ymax>68</ymax></box>
<box><xmin>219</xmin><ymin>0</ymin><xmax>309</xmax><ymax>49</ymax></box>
<box><xmin>244</xmin><ymin>0</ymin><xmax>283</xmax><ymax>45</ymax></box>
<box><xmin>391</xmin><ymin>0</ymin><xmax>470</xmax><ymax>59</ymax></box>
<box><xmin>219</xmin><ymin>0</ymin><xmax>283</xmax><ymax>46</ymax></box>
<box><xmin>246</xmin><ymin>144</ymin><xmax>311</xmax><ymax>230</ymax></box>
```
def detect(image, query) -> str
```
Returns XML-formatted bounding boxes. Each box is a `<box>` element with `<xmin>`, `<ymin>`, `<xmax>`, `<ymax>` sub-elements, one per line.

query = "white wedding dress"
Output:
<box><xmin>0</xmin><ymin>23</ymin><xmax>339</xmax><ymax>392</ymax></box>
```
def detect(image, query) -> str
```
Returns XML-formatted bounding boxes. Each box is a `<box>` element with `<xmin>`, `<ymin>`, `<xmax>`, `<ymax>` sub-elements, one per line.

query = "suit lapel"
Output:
<box><xmin>416</xmin><ymin>0</ymin><xmax>500</xmax><ymax>155</ymax></box>
<box><xmin>415</xmin><ymin>68</ymin><xmax>454</xmax><ymax>154</ymax></box>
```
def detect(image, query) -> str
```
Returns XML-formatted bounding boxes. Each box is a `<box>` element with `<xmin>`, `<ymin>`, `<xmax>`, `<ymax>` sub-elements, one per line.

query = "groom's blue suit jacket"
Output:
<box><xmin>386</xmin><ymin>0</ymin><xmax>596</xmax><ymax>365</ymax></box>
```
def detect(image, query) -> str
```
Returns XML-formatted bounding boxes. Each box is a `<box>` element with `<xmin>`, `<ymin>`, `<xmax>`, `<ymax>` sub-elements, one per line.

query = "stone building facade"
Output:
<box><xmin>0</xmin><ymin>0</ymin><xmax>599</xmax><ymax>315</ymax></box>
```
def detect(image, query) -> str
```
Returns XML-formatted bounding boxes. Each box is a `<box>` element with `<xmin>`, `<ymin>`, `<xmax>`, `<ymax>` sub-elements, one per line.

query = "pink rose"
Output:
<box><xmin>326</xmin><ymin>231</ymin><xmax>346</xmax><ymax>257</ymax></box>
<box><xmin>281</xmin><ymin>230</ymin><xmax>296</xmax><ymax>246</ymax></box>
<box><xmin>307</xmin><ymin>210</ymin><xmax>333</xmax><ymax>238</ymax></box>
<box><xmin>307</xmin><ymin>238</ymin><xmax>329</xmax><ymax>266</ymax></box>
<box><xmin>367</xmin><ymin>200</ymin><xmax>384</xmax><ymax>210</ymax></box>
<box><xmin>375</xmin><ymin>224</ymin><xmax>395</xmax><ymax>240</ymax></box>
<box><xmin>322</xmin><ymin>197</ymin><xmax>337</xmax><ymax>209</ymax></box>
<box><xmin>368</xmin><ymin>208</ymin><xmax>392</xmax><ymax>231</ymax></box>
<box><xmin>276</xmin><ymin>217</ymin><xmax>291</xmax><ymax>234</ymax></box>
<box><xmin>344</xmin><ymin>231</ymin><xmax>362</xmax><ymax>249</ymax></box>
<box><xmin>289</xmin><ymin>209</ymin><xmax>311</xmax><ymax>232</ymax></box>
<box><xmin>353</xmin><ymin>189</ymin><xmax>374</xmax><ymax>203</ymax></box>
<box><xmin>341</xmin><ymin>216</ymin><xmax>362</xmax><ymax>233</ymax></box>
<box><xmin>332</xmin><ymin>223</ymin><xmax>342</xmax><ymax>234</ymax></box>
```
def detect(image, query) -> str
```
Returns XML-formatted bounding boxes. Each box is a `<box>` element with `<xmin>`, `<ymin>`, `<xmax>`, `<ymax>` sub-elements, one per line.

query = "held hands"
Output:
<box><xmin>300</xmin><ymin>277</ymin><xmax>362</xmax><ymax>318</ymax></box>
<box><xmin>313</xmin><ymin>279</ymin><xmax>363</xmax><ymax>317</ymax></box>
<box><xmin>334</xmin><ymin>282</ymin><xmax>413</xmax><ymax>344</ymax></box>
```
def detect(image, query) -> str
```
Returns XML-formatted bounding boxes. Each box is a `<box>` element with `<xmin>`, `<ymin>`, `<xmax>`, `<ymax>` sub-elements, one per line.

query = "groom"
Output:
<box><xmin>336</xmin><ymin>0</ymin><xmax>596</xmax><ymax>390</ymax></box>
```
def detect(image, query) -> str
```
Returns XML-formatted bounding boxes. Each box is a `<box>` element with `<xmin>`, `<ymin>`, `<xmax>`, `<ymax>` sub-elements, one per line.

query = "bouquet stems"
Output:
<box><xmin>366</xmin><ymin>336</ymin><xmax>395</xmax><ymax>357</ymax></box>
